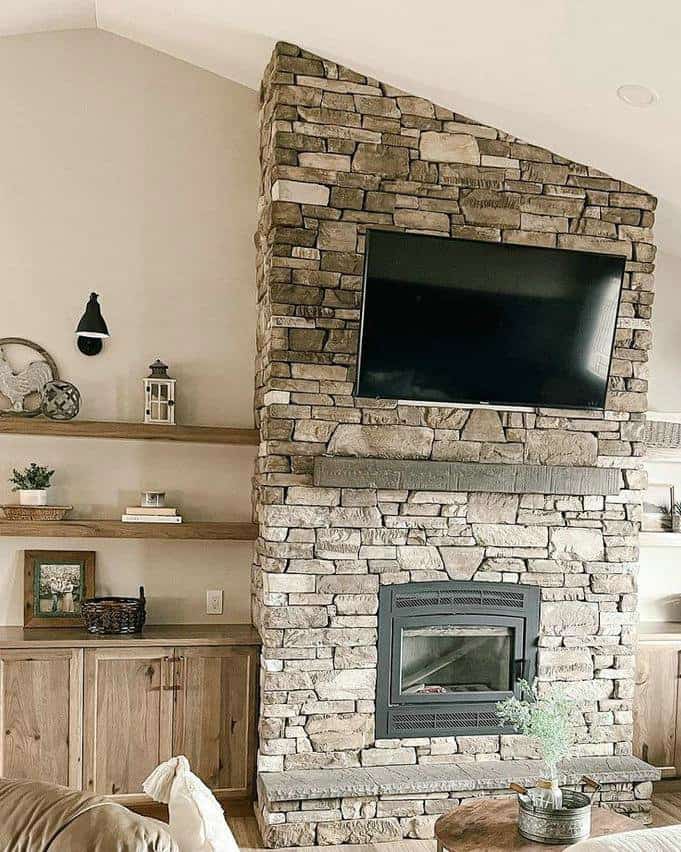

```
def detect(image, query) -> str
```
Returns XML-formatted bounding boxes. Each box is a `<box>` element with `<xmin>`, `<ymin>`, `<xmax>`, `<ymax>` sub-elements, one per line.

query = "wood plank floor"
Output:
<box><xmin>227</xmin><ymin>785</ymin><xmax>681</xmax><ymax>852</ymax></box>
<box><xmin>650</xmin><ymin>785</ymin><xmax>681</xmax><ymax>827</ymax></box>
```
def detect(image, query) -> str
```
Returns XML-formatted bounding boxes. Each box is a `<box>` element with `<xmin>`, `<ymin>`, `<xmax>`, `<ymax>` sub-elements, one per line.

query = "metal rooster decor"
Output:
<box><xmin>0</xmin><ymin>338</ymin><xmax>59</xmax><ymax>417</ymax></box>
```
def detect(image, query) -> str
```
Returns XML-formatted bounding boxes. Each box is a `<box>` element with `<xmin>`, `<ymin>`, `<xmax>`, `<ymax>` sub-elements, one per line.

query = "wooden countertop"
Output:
<box><xmin>0</xmin><ymin>623</ymin><xmax>261</xmax><ymax>648</ymax></box>
<box><xmin>639</xmin><ymin>621</ymin><xmax>681</xmax><ymax>642</ymax></box>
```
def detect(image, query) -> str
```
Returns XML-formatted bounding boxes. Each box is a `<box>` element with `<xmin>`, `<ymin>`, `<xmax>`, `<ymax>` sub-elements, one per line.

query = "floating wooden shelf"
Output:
<box><xmin>0</xmin><ymin>418</ymin><xmax>259</xmax><ymax>446</ymax></box>
<box><xmin>640</xmin><ymin>532</ymin><xmax>681</xmax><ymax>547</ymax></box>
<box><xmin>0</xmin><ymin>520</ymin><xmax>258</xmax><ymax>540</ymax></box>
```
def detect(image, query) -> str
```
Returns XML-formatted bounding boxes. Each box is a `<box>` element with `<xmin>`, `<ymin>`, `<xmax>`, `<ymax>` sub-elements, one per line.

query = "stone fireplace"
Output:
<box><xmin>252</xmin><ymin>41</ymin><xmax>659</xmax><ymax>847</ymax></box>
<box><xmin>376</xmin><ymin>579</ymin><xmax>540</xmax><ymax>739</ymax></box>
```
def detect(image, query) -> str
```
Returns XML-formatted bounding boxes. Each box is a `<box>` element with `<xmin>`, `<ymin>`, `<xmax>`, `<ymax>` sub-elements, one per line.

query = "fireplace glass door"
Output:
<box><xmin>376</xmin><ymin>581</ymin><xmax>540</xmax><ymax>738</ymax></box>
<box><xmin>391</xmin><ymin>615</ymin><xmax>525</xmax><ymax>705</ymax></box>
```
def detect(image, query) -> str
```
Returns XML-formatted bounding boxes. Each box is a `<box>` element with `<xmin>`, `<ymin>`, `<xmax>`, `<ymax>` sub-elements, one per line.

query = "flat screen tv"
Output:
<box><xmin>355</xmin><ymin>229</ymin><xmax>625</xmax><ymax>410</ymax></box>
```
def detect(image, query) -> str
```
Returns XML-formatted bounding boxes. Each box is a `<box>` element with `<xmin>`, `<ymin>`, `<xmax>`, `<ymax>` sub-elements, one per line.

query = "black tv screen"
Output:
<box><xmin>355</xmin><ymin>229</ymin><xmax>625</xmax><ymax>410</ymax></box>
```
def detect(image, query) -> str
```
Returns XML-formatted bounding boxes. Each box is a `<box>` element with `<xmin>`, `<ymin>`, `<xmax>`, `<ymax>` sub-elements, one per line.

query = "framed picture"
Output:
<box><xmin>642</xmin><ymin>483</ymin><xmax>674</xmax><ymax>532</ymax></box>
<box><xmin>24</xmin><ymin>550</ymin><xmax>95</xmax><ymax>628</ymax></box>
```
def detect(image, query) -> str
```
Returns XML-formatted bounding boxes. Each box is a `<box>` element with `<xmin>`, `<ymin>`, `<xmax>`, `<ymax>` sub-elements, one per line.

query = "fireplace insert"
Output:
<box><xmin>376</xmin><ymin>580</ymin><xmax>540</xmax><ymax>738</ymax></box>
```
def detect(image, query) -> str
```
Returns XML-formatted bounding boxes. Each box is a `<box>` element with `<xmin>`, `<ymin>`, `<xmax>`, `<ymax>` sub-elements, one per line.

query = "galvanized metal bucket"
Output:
<box><xmin>512</xmin><ymin>777</ymin><xmax>600</xmax><ymax>846</ymax></box>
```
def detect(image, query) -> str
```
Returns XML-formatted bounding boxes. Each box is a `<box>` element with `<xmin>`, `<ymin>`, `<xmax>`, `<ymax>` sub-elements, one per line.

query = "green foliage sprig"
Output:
<box><xmin>9</xmin><ymin>463</ymin><xmax>55</xmax><ymax>491</ymax></box>
<box><xmin>496</xmin><ymin>679</ymin><xmax>572</xmax><ymax>774</ymax></box>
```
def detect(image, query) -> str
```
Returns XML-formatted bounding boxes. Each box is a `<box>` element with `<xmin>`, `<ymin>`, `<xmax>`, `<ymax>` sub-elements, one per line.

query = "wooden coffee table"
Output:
<box><xmin>435</xmin><ymin>797</ymin><xmax>640</xmax><ymax>851</ymax></box>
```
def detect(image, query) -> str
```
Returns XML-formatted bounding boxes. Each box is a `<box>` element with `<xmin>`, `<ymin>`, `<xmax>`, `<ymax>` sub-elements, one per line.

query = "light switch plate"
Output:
<box><xmin>206</xmin><ymin>589</ymin><xmax>223</xmax><ymax>615</ymax></box>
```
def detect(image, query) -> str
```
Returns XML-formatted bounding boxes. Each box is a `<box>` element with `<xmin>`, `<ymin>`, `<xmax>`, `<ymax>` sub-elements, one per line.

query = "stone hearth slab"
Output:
<box><xmin>259</xmin><ymin>757</ymin><xmax>659</xmax><ymax>803</ymax></box>
<box><xmin>461</xmin><ymin>757</ymin><xmax>659</xmax><ymax>790</ymax></box>
<box><xmin>314</xmin><ymin>458</ymin><xmax>620</xmax><ymax>495</ymax></box>
<box><xmin>260</xmin><ymin>764</ymin><xmax>473</xmax><ymax>802</ymax></box>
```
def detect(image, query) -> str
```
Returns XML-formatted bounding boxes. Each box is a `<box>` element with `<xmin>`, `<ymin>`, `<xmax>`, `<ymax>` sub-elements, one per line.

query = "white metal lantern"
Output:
<box><xmin>143</xmin><ymin>360</ymin><xmax>176</xmax><ymax>425</ymax></box>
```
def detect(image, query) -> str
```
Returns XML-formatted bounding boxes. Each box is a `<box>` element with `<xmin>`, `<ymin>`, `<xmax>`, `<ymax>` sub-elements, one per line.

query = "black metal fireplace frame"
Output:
<box><xmin>376</xmin><ymin>580</ymin><xmax>540</xmax><ymax>739</ymax></box>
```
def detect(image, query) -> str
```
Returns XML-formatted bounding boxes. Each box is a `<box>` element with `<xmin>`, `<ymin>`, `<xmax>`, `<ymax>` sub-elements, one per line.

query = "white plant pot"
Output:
<box><xmin>19</xmin><ymin>489</ymin><xmax>48</xmax><ymax>506</ymax></box>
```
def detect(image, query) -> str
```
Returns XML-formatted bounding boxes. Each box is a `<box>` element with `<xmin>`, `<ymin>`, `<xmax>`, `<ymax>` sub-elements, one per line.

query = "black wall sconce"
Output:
<box><xmin>76</xmin><ymin>293</ymin><xmax>109</xmax><ymax>356</ymax></box>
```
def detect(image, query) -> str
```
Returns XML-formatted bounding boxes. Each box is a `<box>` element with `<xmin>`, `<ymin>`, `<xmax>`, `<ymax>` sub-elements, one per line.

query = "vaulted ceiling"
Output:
<box><xmin>2</xmin><ymin>0</ymin><xmax>679</xmax><ymax>249</ymax></box>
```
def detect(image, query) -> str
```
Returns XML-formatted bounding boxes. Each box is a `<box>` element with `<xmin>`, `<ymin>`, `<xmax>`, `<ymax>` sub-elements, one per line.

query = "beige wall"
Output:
<box><xmin>0</xmin><ymin>29</ymin><xmax>258</xmax><ymax>625</ymax></box>
<box><xmin>640</xmin><ymin>460</ymin><xmax>681</xmax><ymax>622</ymax></box>
<box><xmin>640</xmin><ymin>250</ymin><xmax>681</xmax><ymax>620</ymax></box>
<box><xmin>649</xmin><ymin>250</ymin><xmax>681</xmax><ymax>412</ymax></box>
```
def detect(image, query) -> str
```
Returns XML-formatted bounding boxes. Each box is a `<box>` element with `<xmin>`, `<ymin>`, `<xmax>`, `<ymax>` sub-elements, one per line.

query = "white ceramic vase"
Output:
<box><xmin>19</xmin><ymin>489</ymin><xmax>48</xmax><ymax>506</ymax></box>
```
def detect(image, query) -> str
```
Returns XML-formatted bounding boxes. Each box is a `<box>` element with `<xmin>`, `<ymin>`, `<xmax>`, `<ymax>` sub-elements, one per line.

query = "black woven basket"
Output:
<box><xmin>81</xmin><ymin>586</ymin><xmax>146</xmax><ymax>634</ymax></box>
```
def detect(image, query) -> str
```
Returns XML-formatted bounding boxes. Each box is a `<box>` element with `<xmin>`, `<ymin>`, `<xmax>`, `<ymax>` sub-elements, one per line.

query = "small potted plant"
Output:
<box><xmin>10</xmin><ymin>463</ymin><xmax>55</xmax><ymax>506</ymax></box>
<box><xmin>497</xmin><ymin>679</ymin><xmax>573</xmax><ymax>809</ymax></box>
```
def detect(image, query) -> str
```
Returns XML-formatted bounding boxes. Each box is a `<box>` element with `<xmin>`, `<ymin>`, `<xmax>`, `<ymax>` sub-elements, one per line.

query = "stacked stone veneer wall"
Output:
<box><xmin>252</xmin><ymin>41</ymin><xmax>657</xmax><ymax>845</ymax></box>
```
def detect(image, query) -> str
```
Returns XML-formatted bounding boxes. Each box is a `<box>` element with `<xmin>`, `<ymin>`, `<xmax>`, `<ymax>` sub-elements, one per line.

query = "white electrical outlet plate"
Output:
<box><xmin>206</xmin><ymin>589</ymin><xmax>223</xmax><ymax>615</ymax></box>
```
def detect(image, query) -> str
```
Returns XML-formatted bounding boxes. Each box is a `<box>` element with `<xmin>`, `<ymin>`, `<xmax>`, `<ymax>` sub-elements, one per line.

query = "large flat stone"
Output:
<box><xmin>307</xmin><ymin>715</ymin><xmax>373</xmax><ymax>752</ymax></box>
<box><xmin>467</xmin><ymin>493</ymin><xmax>519</xmax><ymax>523</ymax></box>
<box><xmin>441</xmin><ymin>546</ymin><xmax>485</xmax><ymax>580</ymax></box>
<box><xmin>258</xmin><ymin>757</ymin><xmax>659</xmax><ymax>803</ymax></box>
<box><xmin>537</xmin><ymin>648</ymin><xmax>594</xmax><ymax>681</ymax></box>
<box><xmin>317</xmin><ymin>818</ymin><xmax>401</xmax><ymax>846</ymax></box>
<box><xmin>526</xmin><ymin>430</ymin><xmax>598</xmax><ymax>465</ymax></box>
<box><xmin>397</xmin><ymin>545</ymin><xmax>443</xmax><ymax>571</ymax></box>
<box><xmin>420</xmin><ymin>131</ymin><xmax>480</xmax><ymax>164</ymax></box>
<box><xmin>550</xmin><ymin>527</ymin><xmax>604</xmax><ymax>561</ymax></box>
<box><xmin>461</xmin><ymin>409</ymin><xmax>505</xmax><ymax>442</ymax></box>
<box><xmin>472</xmin><ymin>524</ymin><xmax>548</xmax><ymax>547</ymax></box>
<box><xmin>461</xmin><ymin>189</ymin><xmax>521</xmax><ymax>228</ymax></box>
<box><xmin>327</xmin><ymin>425</ymin><xmax>434</xmax><ymax>460</ymax></box>
<box><xmin>541</xmin><ymin>601</ymin><xmax>599</xmax><ymax>636</ymax></box>
<box><xmin>352</xmin><ymin>143</ymin><xmax>410</xmax><ymax>177</ymax></box>
<box><xmin>259</xmin><ymin>764</ymin><xmax>474</xmax><ymax>802</ymax></box>
<box><xmin>272</xmin><ymin>179</ymin><xmax>329</xmax><ymax>205</ymax></box>
<box><xmin>262</xmin><ymin>823</ymin><xmax>316</xmax><ymax>848</ymax></box>
<box><xmin>318</xmin><ymin>221</ymin><xmax>358</xmax><ymax>252</ymax></box>
<box><xmin>561</xmin><ymin>756</ymin><xmax>660</xmax><ymax>785</ymax></box>
<box><xmin>460</xmin><ymin>757</ymin><xmax>659</xmax><ymax>790</ymax></box>
<box><xmin>314</xmin><ymin>458</ymin><xmax>620</xmax><ymax>495</ymax></box>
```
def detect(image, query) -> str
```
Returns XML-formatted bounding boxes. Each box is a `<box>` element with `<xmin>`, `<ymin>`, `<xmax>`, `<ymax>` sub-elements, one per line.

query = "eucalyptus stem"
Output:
<box><xmin>496</xmin><ymin>679</ymin><xmax>572</xmax><ymax>772</ymax></box>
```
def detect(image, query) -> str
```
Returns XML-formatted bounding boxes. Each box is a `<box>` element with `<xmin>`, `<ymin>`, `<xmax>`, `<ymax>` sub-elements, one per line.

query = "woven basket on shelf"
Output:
<box><xmin>81</xmin><ymin>586</ymin><xmax>146</xmax><ymax>634</ymax></box>
<box><xmin>0</xmin><ymin>505</ymin><xmax>72</xmax><ymax>521</ymax></box>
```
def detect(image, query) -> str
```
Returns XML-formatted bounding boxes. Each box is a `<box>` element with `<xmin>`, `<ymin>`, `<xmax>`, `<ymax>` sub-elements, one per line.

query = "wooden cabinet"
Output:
<box><xmin>82</xmin><ymin>644</ymin><xmax>258</xmax><ymax>800</ymax></box>
<box><xmin>83</xmin><ymin>648</ymin><xmax>174</xmax><ymax>796</ymax></box>
<box><xmin>634</xmin><ymin>641</ymin><xmax>681</xmax><ymax>776</ymax></box>
<box><xmin>0</xmin><ymin>648</ymin><xmax>82</xmax><ymax>787</ymax></box>
<box><xmin>173</xmin><ymin>646</ymin><xmax>257</xmax><ymax>798</ymax></box>
<box><xmin>0</xmin><ymin>626</ymin><xmax>259</xmax><ymax>802</ymax></box>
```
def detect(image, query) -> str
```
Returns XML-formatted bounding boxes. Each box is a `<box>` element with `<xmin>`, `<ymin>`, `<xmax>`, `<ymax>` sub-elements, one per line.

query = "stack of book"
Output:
<box><xmin>121</xmin><ymin>506</ymin><xmax>182</xmax><ymax>524</ymax></box>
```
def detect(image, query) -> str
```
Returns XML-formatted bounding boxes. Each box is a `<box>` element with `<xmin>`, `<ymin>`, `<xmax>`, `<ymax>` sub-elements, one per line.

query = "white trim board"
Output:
<box><xmin>640</xmin><ymin>532</ymin><xmax>681</xmax><ymax>547</ymax></box>
<box><xmin>648</xmin><ymin>411</ymin><xmax>681</xmax><ymax>423</ymax></box>
<box><xmin>397</xmin><ymin>399</ymin><xmax>534</xmax><ymax>413</ymax></box>
<box><xmin>646</xmin><ymin>448</ymin><xmax>681</xmax><ymax>464</ymax></box>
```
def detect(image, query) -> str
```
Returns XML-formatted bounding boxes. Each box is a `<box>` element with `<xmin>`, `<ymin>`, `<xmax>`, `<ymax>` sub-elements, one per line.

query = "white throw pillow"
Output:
<box><xmin>143</xmin><ymin>756</ymin><xmax>240</xmax><ymax>852</ymax></box>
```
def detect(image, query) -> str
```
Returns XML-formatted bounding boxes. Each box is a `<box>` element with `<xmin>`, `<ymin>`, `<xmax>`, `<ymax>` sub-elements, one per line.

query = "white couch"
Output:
<box><xmin>568</xmin><ymin>826</ymin><xmax>681</xmax><ymax>851</ymax></box>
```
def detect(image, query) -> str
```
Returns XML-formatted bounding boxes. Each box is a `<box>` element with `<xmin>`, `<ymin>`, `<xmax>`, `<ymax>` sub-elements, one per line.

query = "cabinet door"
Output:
<box><xmin>173</xmin><ymin>646</ymin><xmax>258</xmax><ymax>797</ymax></box>
<box><xmin>83</xmin><ymin>647</ymin><xmax>173</xmax><ymax>796</ymax></box>
<box><xmin>0</xmin><ymin>648</ymin><xmax>82</xmax><ymax>787</ymax></box>
<box><xmin>634</xmin><ymin>644</ymin><xmax>680</xmax><ymax>773</ymax></box>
